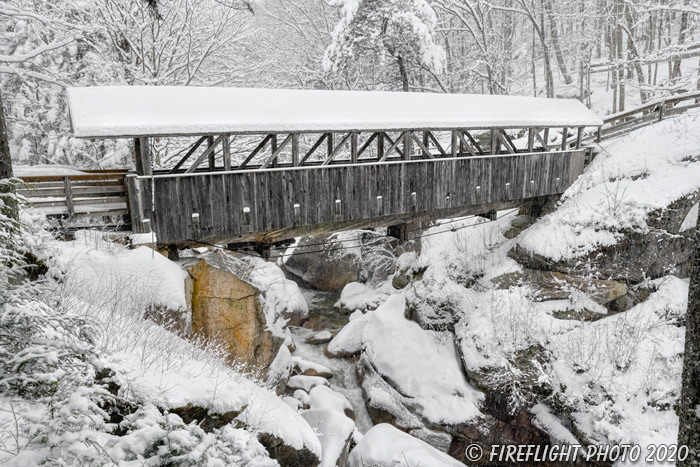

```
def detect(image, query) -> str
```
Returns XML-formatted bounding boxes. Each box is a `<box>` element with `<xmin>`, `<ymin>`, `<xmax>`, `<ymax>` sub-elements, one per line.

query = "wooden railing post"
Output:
<box><xmin>576</xmin><ymin>127</ymin><xmax>583</xmax><ymax>149</ymax></box>
<box><xmin>134</xmin><ymin>137</ymin><xmax>152</xmax><ymax>176</ymax></box>
<box><xmin>403</xmin><ymin>131</ymin><xmax>412</xmax><ymax>160</ymax></box>
<box><xmin>561</xmin><ymin>127</ymin><xmax>568</xmax><ymax>150</ymax></box>
<box><xmin>222</xmin><ymin>134</ymin><xmax>231</xmax><ymax>171</ymax></box>
<box><xmin>291</xmin><ymin>133</ymin><xmax>300</xmax><ymax>166</ymax></box>
<box><xmin>350</xmin><ymin>132</ymin><xmax>358</xmax><ymax>164</ymax></box>
<box><xmin>207</xmin><ymin>135</ymin><xmax>215</xmax><ymax>170</ymax></box>
<box><xmin>63</xmin><ymin>177</ymin><xmax>74</xmax><ymax>218</ymax></box>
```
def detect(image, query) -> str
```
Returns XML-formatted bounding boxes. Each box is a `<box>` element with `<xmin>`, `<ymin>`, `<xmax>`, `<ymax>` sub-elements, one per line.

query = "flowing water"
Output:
<box><xmin>290</xmin><ymin>288</ymin><xmax>374</xmax><ymax>434</ymax></box>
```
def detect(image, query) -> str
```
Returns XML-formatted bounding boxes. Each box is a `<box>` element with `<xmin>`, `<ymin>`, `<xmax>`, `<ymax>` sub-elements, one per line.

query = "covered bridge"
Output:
<box><xmin>66</xmin><ymin>86</ymin><xmax>602</xmax><ymax>247</ymax></box>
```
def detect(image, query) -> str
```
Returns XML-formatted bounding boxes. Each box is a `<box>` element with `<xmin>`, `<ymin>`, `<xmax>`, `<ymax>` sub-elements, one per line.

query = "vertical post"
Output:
<box><xmin>527</xmin><ymin>128</ymin><xmax>535</xmax><ymax>152</ymax></box>
<box><xmin>490</xmin><ymin>129</ymin><xmax>497</xmax><ymax>155</ymax></box>
<box><xmin>596</xmin><ymin>126</ymin><xmax>602</xmax><ymax>143</ymax></box>
<box><xmin>134</xmin><ymin>137</ymin><xmax>152</xmax><ymax>176</ymax></box>
<box><xmin>350</xmin><ymin>132</ymin><xmax>358</xmax><ymax>164</ymax></box>
<box><xmin>207</xmin><ymin>135</ymin><xmax>216</xmax><ymax>170</ymax></box>
<box><xmin>191</xmin><ymin>213</ymin><xmax>200</xmax><ymax>233</ymax></box>
<box><xmin>293</xmin><ymin>203</ymin><xmax>300</xmax><ymax>225</ymax></box>
<box><xmin>658</xmin><ymin>103</ymin><xmax>664</xmax><ymax>122</ymax></box>
<box><xmin>335</xmin><ymin>199</ymin><xmax>342</xmax><ymax>219</ymax></box>
<box><xmin>327</xmin><ymin>133</ymin><xmax>334</xmax><ymax>162</ymax></box>
<box><xmin>422</xmin><ymin>131</ymin><xmax>429</xmax><ymax>150</ymax></box>
<box><xmin>543</xmin><ymin>128</ymin><xmax>550</xmax><ymax>149</ymax></box>
<box><xmin>376</xmin><ymin>196</ymin><xmax>383</xmax><ymax>215</ymax></box>
<box><xmin>451</xmin><ymin>130</ymin><xmax>459</xmax><ymax>157</ymax></box>
<box><xmin>242</xmin><ymin>207</ymin><xmax>251</xmax><ymax>233</ymax></box>
<box><xmin>64</xmin><ymin>177</ymin><xmax>74</xmax><ymax>218</ymax></box>
<box><xmin>271</xmin><ymin>134</ymin><xmax>278</xmax><ymax>168</ymax></box>
<box><xmin>291</xmin><ymin>133</ymin><xmax>299</xmax><ymax>167</ymax></box>
<box><xmin>191</xmin><ymin>212</ymin><xmax>202</xmax><ymax>237</ymax></box>
<box><xmin>377</xmin><ymin>133</ymin><xmax>384</xmax><ymax>160</ymax></box>
<box><xmin>576</xmin><ymin>127</ymin><xmax>583</xmax><ymax>149</ymax></box>
<box><xmin>222</xmin><ymin>134</ymin><xmax>231</xmax><ymax>171</ymax></box>
<box><xmin>561</xmin><ymin>127</ymin><xmax>569</xmax><ymax>150</ymax></box>
<box><xmin>403</xmin><ymin>131</ymin><xmax>412</xmax><ymax>160</ymax></box>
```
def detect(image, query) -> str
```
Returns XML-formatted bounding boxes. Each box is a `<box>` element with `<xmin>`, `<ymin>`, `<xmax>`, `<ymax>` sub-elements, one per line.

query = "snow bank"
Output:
<box><xmin>67</xmin><ymin>86</ymin><xmax>602</xmax><ymax>138</ymax></box>
<box><xmin>348</xmin><ymin>424</ymin><xmax>464</xmax><ymax>467</ymax></box>
<box><xmin>518</xmin><ymin>110</ymin><xmax>700</xmax><ymax>261</ymax></box>
<box><xmin>54</xmin><ymin>231</ymin><xmax>187</xmax><ymax>311</ymax></box>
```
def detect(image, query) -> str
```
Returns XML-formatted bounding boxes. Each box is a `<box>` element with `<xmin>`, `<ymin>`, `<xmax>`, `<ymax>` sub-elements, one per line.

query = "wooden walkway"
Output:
<box><xmin>18</xmin><ymin>170</ymin><xmax>129</xmax><ymax>222</ymax></box>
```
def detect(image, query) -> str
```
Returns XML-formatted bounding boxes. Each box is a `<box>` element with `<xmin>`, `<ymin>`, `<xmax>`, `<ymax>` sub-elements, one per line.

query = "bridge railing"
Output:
<box><xmin>150</xmin><ymin>126</ymin><xmax>588</xmax><ymax>176</ymax></box>
<box><xmin>18</xmin><ymin>170</ymin><xmax>129</xmax><ymax>221</ymax></box>
<box><xmin>583</xmin><ymin>91</ymin><xmax>700</xmax><ymax>144</ymax></box>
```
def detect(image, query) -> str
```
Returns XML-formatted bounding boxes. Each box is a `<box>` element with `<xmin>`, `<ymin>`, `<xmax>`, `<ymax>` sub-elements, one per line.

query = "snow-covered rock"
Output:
<box><xmin>348</xmin><ymin>424</ymin><xmax>464</xmax><ymax>467</ymax></box>
<box><xmin>301</xmin><ymin>409</ymin><xmax>355</xmax><ymax>467</ymax></box>
<box><xmin>326</xmin><ymin>313</ymin><xmax>368</xmax><ymax>358</ymax></box>
<box><xmin>360</xmin><ymin>295</ymin><xmax>483</xmax><ymax>427</ymax></box>
<box><xmin>309</xmin><ymin>385</ymin><xmax>354</xmax><ymax>419</ymax></box>
<box><xmin>292</xmin><ymin>357</ymin><xmax>333</xmax><ymax>378</ymax></box>
<box><xmin>287</xmin><ymin>375</ymin><xmax>330</xmax><ymax>392</ymax></box>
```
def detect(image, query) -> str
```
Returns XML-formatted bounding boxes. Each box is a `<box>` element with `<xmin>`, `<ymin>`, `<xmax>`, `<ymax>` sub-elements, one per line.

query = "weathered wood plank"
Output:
<box><xmin>185</xmin><ymin>135</ymin><xmax>223</xmax><ymax>173</ymax></box>
<box><xmin>239</xmin><ymin>134</ymin><xmax>273</xmax><ymax>169</ymax></box>
<box><xmin>223</xmin><ymin>135</ymin><xmax>231</xmax><ymax>171</ymax></box>
<box><xmin>144</xmin><ymin>150</ymin><xmax>587</xmax><ymax>244</ymax></box>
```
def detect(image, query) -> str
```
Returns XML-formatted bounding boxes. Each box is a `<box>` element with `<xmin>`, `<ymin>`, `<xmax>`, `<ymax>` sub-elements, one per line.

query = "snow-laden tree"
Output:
<box><xmin>323</xmin><ymin>0</ymin><xmax>446</xmax><ymax>91</ymax></box>
<box><xmin>1</xmin><ymin>0</ymin><xmax>255</xmax><ymax>167</ymax></box>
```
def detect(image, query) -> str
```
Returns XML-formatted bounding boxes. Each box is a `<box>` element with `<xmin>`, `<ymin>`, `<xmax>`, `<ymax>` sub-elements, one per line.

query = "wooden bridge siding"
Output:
<box><xmin>137</xmin><ymin>150</ymin><xmax>585</xmax><ymax>243</ymax></box>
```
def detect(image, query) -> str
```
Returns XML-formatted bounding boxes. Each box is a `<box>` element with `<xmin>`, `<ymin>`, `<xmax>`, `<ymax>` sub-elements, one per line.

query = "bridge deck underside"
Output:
<box><xmin>129</xmin><ymin>149</ymin><xmax>586</xmax><ymax>245</ymax></box>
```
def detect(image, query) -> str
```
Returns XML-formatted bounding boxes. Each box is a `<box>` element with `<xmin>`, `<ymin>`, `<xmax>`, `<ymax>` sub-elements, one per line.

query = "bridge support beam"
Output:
<box><xmin>133</xmin><ymin>137</ymin><xmax>152</xmax><ymax>176</ymax></box>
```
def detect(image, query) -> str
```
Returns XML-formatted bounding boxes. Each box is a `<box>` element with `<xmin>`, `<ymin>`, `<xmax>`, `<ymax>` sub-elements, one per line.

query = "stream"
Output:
<box><xmin>290</xmin><ymin>287</ymin><xmax>374</xmax><ymax>434</ymax></box>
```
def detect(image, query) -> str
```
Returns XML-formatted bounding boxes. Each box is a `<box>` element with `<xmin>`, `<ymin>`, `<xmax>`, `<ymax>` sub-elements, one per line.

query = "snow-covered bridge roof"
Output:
<box><xmin>67</xmin><ymin>86</ymin><xmax>603</xmax><ymax>138</ymax></box>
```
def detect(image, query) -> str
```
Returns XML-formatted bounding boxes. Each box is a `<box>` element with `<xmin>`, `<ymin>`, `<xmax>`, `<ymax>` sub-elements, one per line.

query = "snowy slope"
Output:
<box><xmin>518</xmin><ymin>109</ymin><xmax>700</xmax><ymax>261</ymax></box>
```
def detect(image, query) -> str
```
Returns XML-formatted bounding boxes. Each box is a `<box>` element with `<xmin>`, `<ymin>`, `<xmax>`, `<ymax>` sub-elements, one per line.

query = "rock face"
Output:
<box><xmin>510</xmin><ymin>229</ymin><xmax>693</xmax><ymax>284</ymax></box>
<box><xmin>186</xmin><ymin>259</ymin><xmax>283</xmax><ymax>370</ymax></box>
<box><xmin>285</xmin><ymin>234</ymin><xmax>360</xmax><ymax>292</ymax></box>
<box><xmin>492</xmin><ymin>270</ymin><xmax>628</xmax><ymax>305</ymax></box>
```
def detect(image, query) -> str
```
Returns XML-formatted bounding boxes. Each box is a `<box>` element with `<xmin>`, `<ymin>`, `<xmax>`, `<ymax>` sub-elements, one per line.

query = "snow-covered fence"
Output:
<box><xmin>18</xmin><ymin>170</ymin><xmax>129</xmax><ymax>221</ymax></box>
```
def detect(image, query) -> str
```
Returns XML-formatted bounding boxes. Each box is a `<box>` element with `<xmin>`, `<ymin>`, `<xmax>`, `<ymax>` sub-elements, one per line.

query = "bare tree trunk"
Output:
<box><xmin>616</xmin><ymin>0</ymin><xmax>625</xmax><ymax>112</ymax></box>
<box><xmin>397</xmin><ymin>55</ymin><xmax>410</xmax><ymax>92</ymax></box>
<box><xmin>532</xmin><ymin>26</ymin><xmax>538</xmax><ymax>96</ymax></box>
<box><xmin>624</xmin><ymin>9</ymin><xmax>648</xmax><ymax>103</ymax></box>
<box><xmin>543</xmin><ymin>0</ymin><xmax>573</xmax><ymax>84</ymax></box>
<box><xmin>671</xmin><ymin>0</ymin><xmax>690</xmax><ymax>80</ymax></box>
<box><xmin>538</xmin><ymin>5</ymin><xmax>555</xmax><ymax>97</ymax></box>
<box><xmin>0</xmin><ymin>91</ymin><xmax>17</xmax><ymax>220</ymax></box>
<box><xmin>0</xmin><ymin>92</ymin><xmax>13</xmax><ymax>181</ymax></box>
<box><xmin>678</xmin><ymin>220</ymin><xmax>700</xmax><ymax>466</ymax></box>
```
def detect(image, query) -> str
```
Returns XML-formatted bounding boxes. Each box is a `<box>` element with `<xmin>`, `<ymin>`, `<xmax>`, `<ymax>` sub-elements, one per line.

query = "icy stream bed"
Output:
<box><xmin>290</xmin><ymin>288</ymin><xmax>374</xmax><ymax>434</ymax></box>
